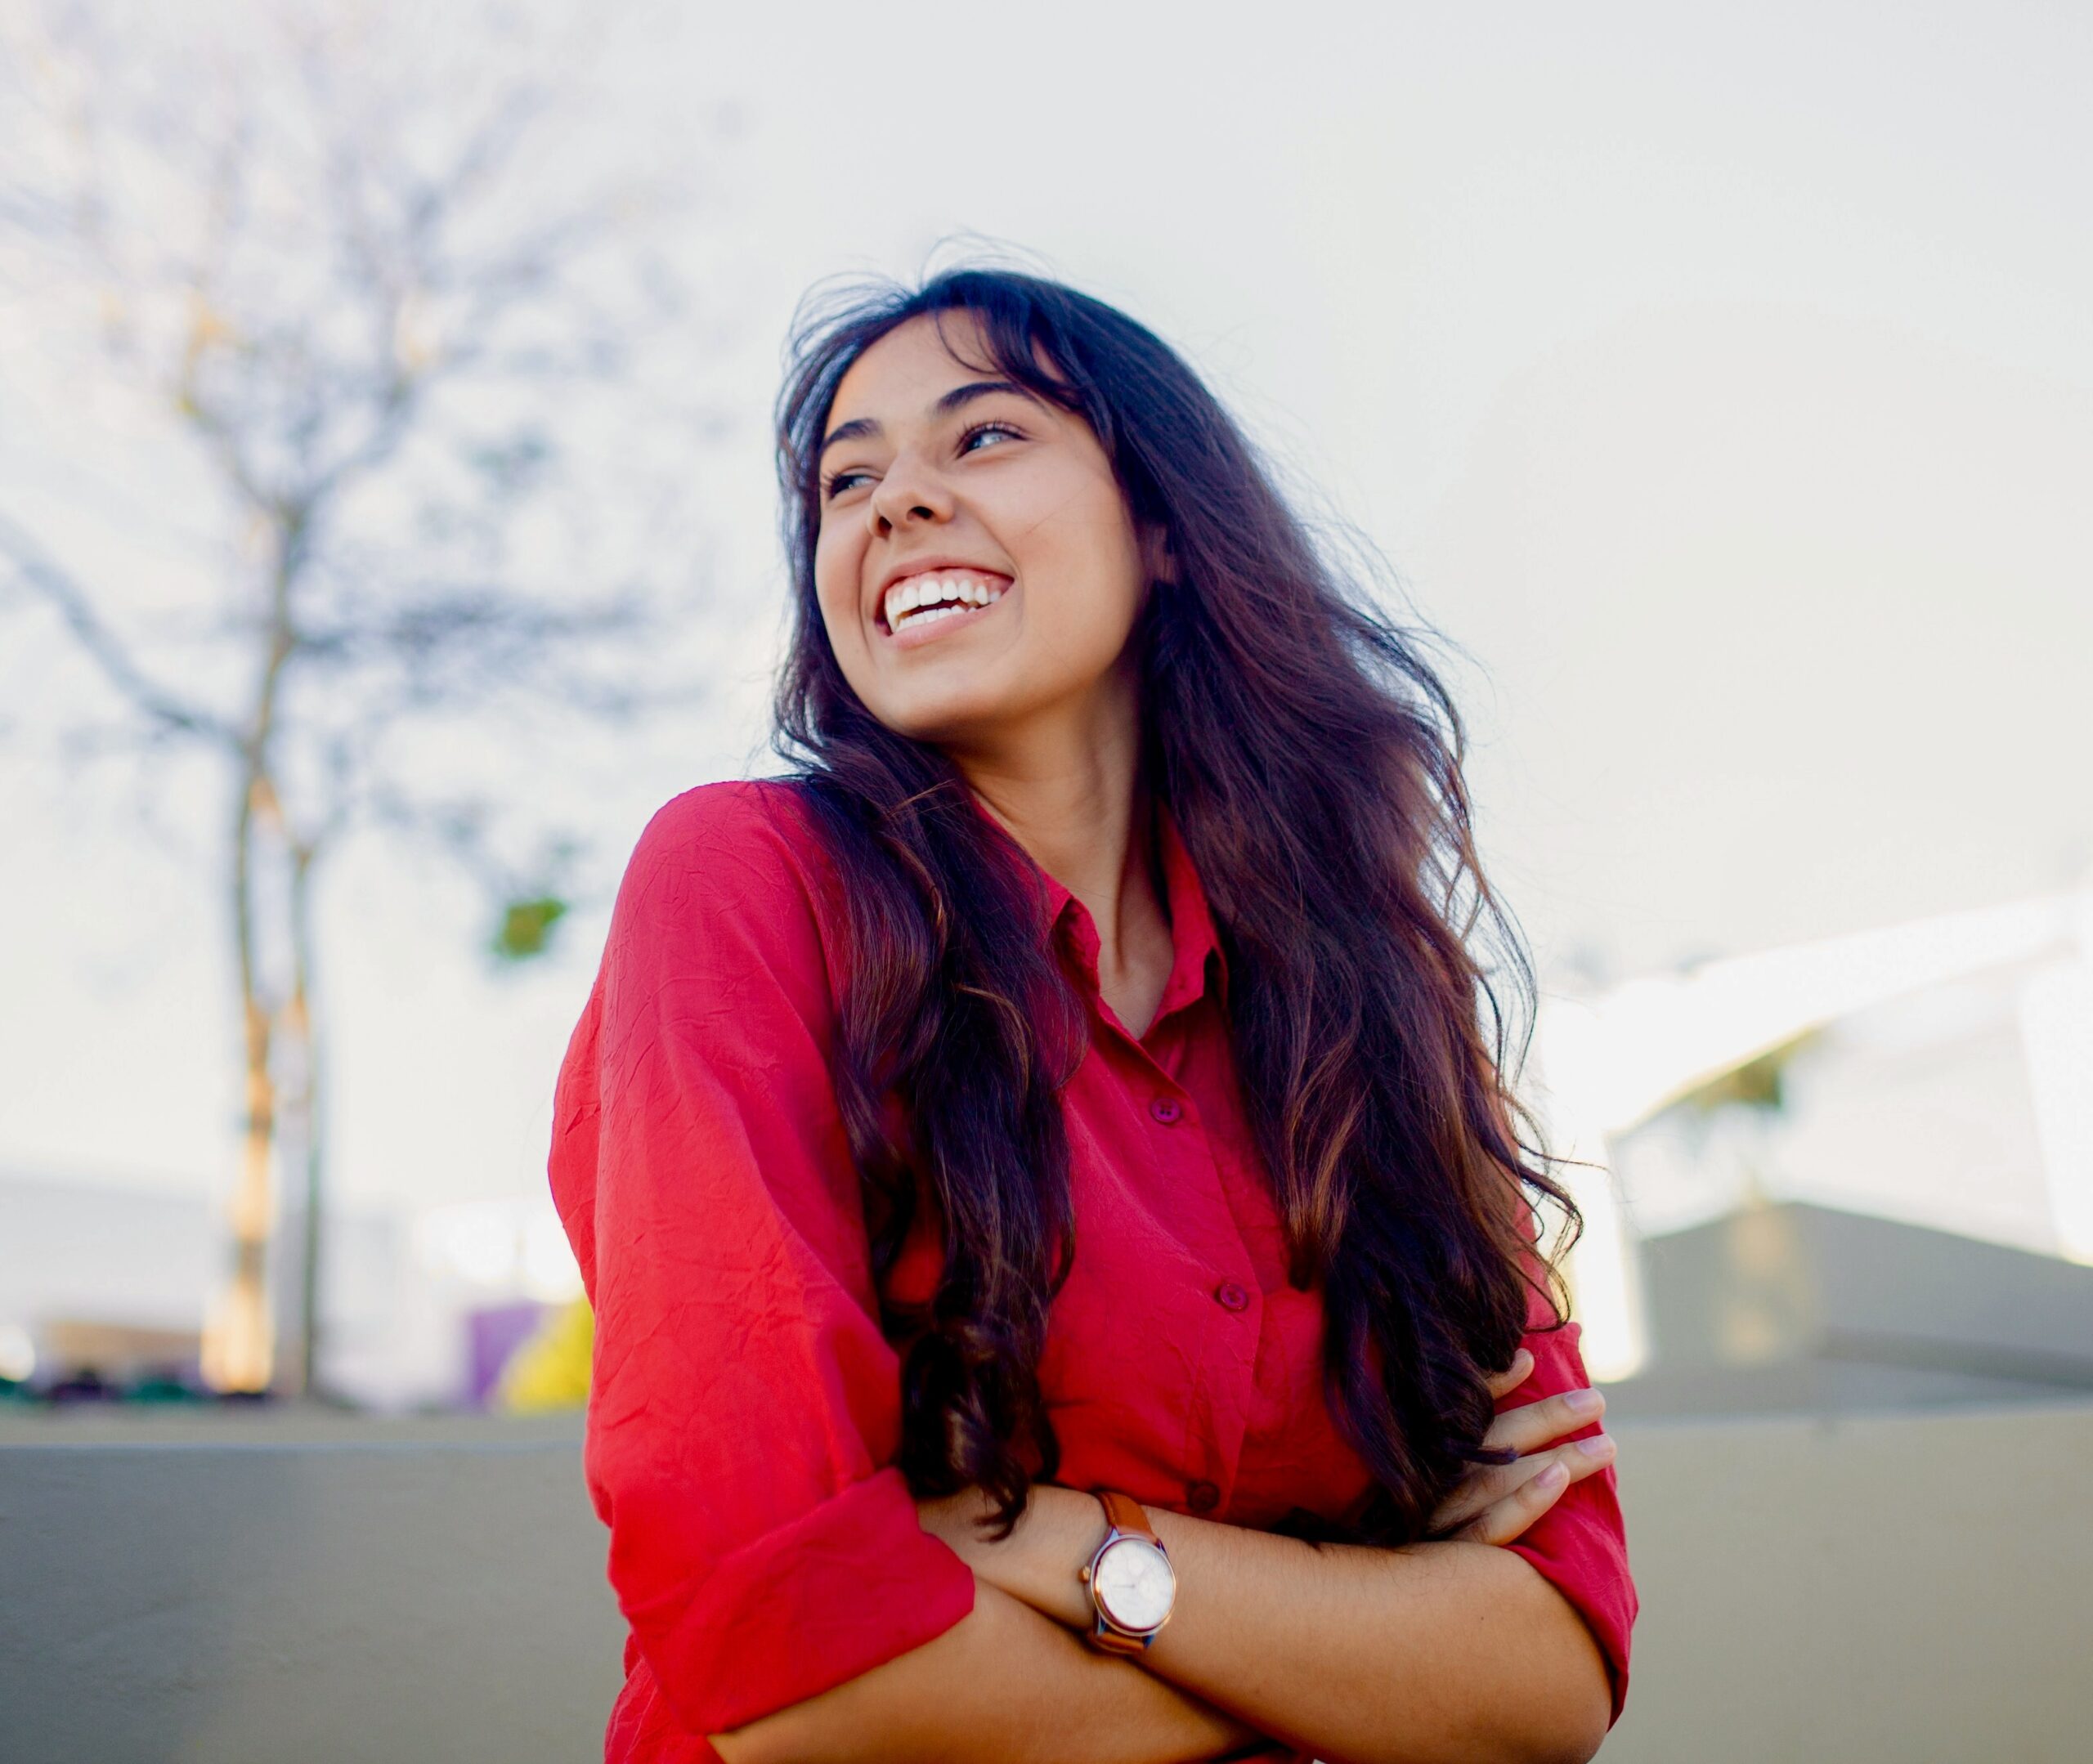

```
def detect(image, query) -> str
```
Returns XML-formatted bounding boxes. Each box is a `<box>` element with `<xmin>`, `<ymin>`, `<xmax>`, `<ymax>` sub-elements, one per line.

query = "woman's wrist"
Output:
<box><xmin>916</xmin><ymin>1482</ymin><xmax>1112</xmax><ymax>1631</ymax></box>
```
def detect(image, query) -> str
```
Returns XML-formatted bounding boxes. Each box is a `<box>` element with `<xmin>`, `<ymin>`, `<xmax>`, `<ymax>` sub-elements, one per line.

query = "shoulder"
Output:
<box><xmin>607</xmin><ymin>777</ymin><xmax>846</xmax><ymax>992</ymax></box>
<box><xmin>630</xmin><ymin>775</ymin><xmax>823</xmax><ymax>869</ymax></box>
<box><xmin>619</xmin><ymin>777</ymin><xmax>831</xmax><ymax>917</ymax></box>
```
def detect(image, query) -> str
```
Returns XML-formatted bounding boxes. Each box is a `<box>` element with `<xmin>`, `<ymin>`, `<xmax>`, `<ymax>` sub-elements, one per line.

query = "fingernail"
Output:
<box><xmin>1535</xmin><ymin>1462</ymin><xmax>1570</xmax><ymax>1491</ymax></box>
<box><xmin>1576</xmin><ymin>1433</ymin><xmax>1616</xmax><ymax>1459</ymax></box>
<box><xmin>1565</xmin><ymin>1388</ymin><xmax>1604</xmax><ymax>1416</ymax></box>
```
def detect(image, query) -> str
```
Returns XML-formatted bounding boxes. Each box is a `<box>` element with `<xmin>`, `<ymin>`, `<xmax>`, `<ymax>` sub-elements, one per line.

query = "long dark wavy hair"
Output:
<box><xmin>767</xmin><ymin>265</ymin><xmax>1582</xmax><ymax>1546</ymax></box>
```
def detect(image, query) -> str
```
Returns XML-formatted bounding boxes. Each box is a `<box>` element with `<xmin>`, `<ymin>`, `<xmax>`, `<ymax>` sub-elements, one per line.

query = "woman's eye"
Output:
<box><xmin>822</xmin><ymin>422</ymin><xmax>1020</xmax><ymax>500</ymax></box>
<box><xmin>959</xmin><ymin>420</ymin><xmax>1023</xmax><ymax>454</ymax></box>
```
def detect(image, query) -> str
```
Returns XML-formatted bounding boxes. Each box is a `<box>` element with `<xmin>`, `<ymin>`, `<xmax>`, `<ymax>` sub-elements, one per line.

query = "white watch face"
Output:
<box><xmin>1093</xmin><ymin>1535</ymin><xmax>1176</xmax><ymax>1632</ymax></box>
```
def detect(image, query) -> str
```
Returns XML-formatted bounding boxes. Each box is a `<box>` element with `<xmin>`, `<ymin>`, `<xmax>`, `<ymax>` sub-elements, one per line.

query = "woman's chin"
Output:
<box><xmin>883</xmin><ymin>699</ymin><xmax>1012</xmax><ymax>750</ymax></box>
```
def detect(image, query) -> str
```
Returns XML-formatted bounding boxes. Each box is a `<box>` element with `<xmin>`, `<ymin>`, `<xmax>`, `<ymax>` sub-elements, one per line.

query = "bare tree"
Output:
<box><xmin>0</xmin><ymin>2</ymin><xmax>726</xmax><ymax>1397</ymax></box>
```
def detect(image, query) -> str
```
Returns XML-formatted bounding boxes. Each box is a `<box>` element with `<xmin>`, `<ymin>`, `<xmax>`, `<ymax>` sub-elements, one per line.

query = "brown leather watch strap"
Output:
<box><xmin>1097</xmin><ymin>1489</ymin><xmax>1155</xmax><ymax>1540</ymax></box>
<box><xmin>1090</xmin><ymin>1622</ymin><xmax>1151</xmax><ymax>1657</ymax></box>
<box><xmin>1085</xmin><ymin>1489</ymin><xmax>1172</xmax><ymax>1655</ymax></box>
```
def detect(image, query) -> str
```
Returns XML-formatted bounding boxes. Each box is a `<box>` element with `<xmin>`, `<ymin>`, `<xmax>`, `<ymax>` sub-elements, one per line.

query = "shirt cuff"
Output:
<box><xmin>624</xmin><ymin>1466</ymin><xmax>978</xmax><ymax>1739</ymax></box>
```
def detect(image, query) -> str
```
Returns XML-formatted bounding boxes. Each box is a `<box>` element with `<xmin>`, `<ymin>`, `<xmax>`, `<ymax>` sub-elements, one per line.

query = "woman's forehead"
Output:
<box><xmin>829</xmin><ymin>312</ymin><xmax>1002</xmax><ymax>418</ymax></box>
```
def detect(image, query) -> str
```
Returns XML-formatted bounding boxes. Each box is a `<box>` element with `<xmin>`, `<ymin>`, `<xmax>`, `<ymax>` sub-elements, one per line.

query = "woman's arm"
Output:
<box><xmin>931</xmin><ymin>1484</ymin><xmax>1612</xmax><ymax>1764</ymax></box>
<box><xmin>1146</xmin><ymin>1506</ymin><xmax>1610</xmax><ymax>1764</ymax></box>
<box><xmin>711</xmin><ymin>1579</ymin><xmax>1281</xmax><ymax>1764</ymax></box>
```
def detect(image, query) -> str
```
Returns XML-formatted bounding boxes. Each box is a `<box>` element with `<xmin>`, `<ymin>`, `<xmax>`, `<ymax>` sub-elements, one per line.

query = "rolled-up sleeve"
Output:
<box><xmin>1498</xmin><ymin>1265</ymin><xmax>1638</xmax><ymax>1728</ymax></box>
<box><xmin>550</xmin><ymin>782</ymin><xmax>975</xmax><ymax>1753</ymax></box>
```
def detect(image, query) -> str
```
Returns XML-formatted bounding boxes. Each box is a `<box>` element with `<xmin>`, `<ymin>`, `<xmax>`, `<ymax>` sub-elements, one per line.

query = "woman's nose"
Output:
<box><xmin>867</xmin><ymin>448</ymin><xmax>953</xmax><ymax>534</ymax></box>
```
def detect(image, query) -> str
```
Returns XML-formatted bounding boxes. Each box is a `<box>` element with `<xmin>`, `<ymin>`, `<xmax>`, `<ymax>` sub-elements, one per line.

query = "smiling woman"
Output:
<box><xmin>810</xmin><ymin>328</ymin><xmax>1162</xmax><ymax>760</ymax></box>
<box><xmin>548</xmin><ymin>266</ymin><xmax>1636</xmax><ymax>1764</ymax></box>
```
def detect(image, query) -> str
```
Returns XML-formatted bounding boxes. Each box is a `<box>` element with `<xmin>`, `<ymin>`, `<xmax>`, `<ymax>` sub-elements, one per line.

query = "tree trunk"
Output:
<box><xmin>202</xmin><ymin>772</ymin><xmax>277</xmax><ymax>1394</ymax></box>
<box><xmin>285</xmin><ymin>840</ymin><xmax>325</xmax><ymax>1399</ymax></box>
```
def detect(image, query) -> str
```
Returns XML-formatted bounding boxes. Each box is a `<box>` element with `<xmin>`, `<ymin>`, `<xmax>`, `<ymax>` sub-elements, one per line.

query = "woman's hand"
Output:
<box><xmin>917</xmin><ymin>1481</ymin><xmax>1106</xmax><ymax>1630</ymax></box>
<box><xmin>1426</xmin><ymin>1349</ymin><xmax>1618</xmax><ymax>1547</ymax></box>
<box><xmin>918</xmin><ymin>1350</ymin><xmax>1620</xmax><ymax>1613</ymax></box>
<box><xmin>921</xmin><ymin>1351</ymin><xmax>1619</xmax><ymax>1585</ymax></box>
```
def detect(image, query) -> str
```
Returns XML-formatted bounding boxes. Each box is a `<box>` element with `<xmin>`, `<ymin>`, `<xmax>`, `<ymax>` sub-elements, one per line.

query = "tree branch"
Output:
<box><xmin>0</xmin><ymin>510</ymin><xmax>235</xmax><ymax>744</ymax></box>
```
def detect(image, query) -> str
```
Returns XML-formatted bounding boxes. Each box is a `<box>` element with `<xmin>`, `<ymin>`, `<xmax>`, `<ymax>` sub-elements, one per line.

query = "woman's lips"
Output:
<box><xmin>881</xmin><ymin>584</ymin><xmax>1012</xmax><ymax>650</ymax></box>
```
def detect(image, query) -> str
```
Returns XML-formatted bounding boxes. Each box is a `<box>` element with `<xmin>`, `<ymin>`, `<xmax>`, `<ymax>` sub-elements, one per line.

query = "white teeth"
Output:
<box><xmin>884</xmin><ymin>571</ymin><xmax>1007</xmax><ymax>632</ymax></box>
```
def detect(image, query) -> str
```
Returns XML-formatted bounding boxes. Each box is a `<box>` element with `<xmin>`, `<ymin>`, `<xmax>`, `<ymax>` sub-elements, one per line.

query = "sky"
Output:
<box><xmin>2</xmin><ymin>0</ymin><xmax>2089</xmax><ymax>1226</ymax></box>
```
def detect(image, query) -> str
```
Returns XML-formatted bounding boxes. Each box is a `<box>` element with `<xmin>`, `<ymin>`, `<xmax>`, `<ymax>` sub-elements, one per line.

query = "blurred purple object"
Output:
<box><xmin>466</xmin><ymin>1302</ymin><xmax>549</xmax><ymax>1408</ymax></box>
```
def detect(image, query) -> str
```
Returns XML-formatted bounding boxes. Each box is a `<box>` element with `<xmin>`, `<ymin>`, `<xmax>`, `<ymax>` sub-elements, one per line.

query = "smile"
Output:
<box><xmin>879</xmin><ymin>569</ymin><xmax>1011</xmax><ymax>643</ymax></box>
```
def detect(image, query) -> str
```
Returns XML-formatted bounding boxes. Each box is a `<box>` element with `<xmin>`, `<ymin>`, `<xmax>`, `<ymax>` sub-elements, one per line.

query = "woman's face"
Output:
<box><xmin>812</xmin><ymin>311</ymin><xmax>1159</xmax><ymax>754</ymax></box>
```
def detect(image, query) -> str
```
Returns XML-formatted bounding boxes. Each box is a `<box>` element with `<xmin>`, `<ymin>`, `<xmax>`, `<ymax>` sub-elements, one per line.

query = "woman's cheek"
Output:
<box><xmin>812</xmin><ymin>570</ymin><xmax>862</xmax><ymax>660</ymax></box>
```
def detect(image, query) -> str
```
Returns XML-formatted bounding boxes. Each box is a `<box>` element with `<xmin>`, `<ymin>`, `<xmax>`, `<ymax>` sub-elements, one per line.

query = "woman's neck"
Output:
<box><xmin>951</xmin><ymin>685</ymin><xmax>1172</xmax><ymax>1019</ymax></box>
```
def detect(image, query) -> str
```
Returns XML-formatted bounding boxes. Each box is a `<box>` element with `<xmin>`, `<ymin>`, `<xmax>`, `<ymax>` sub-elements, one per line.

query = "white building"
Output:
<box><xmin>1533</xmin><ymin>882</ymin><xmax>2093</xmax><ymax>1383</ymax></box>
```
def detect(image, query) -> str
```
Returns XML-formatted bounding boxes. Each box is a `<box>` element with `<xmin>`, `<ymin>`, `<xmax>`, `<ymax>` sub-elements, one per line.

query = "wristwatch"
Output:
<box><xmin>1078</xmin><ymin>1490</ymin><xmax>1177</xmax><ymax>1654</ymax></box>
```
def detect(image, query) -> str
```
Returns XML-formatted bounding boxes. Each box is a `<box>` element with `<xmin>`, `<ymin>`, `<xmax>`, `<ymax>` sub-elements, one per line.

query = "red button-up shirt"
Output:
<box><xmin>549</xmin><ymin>779</ymin><xmax>1636</xmax><ymax>1762</ymax></box>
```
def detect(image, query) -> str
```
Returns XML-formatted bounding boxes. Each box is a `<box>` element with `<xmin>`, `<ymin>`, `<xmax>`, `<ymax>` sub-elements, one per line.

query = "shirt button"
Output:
<box><xmin>1150</xmin><ymin>1096</ymin><xmax>1183</xmax><ymax>1126</ymax></box>
<box><xmin>1213</xmin><ymin>1281</ymin><xmax>1250</xmax><ymax>1312</ymax></box>
<box><xmin>1185</xmin><ymin>1480</ymin><xmax>1221</xmax><ymax>1514</ymax></box>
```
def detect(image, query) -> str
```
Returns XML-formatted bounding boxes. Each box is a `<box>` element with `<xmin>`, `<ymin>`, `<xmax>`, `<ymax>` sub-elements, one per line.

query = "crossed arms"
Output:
<box><xmin>711</xmin><ymin>1360</ymin><xmax>1620</xmax><ymax>1764</ymax></box>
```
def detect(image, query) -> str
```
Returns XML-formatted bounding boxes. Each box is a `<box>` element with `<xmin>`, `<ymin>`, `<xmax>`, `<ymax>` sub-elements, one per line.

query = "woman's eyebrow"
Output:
<box><xmin>817</xmin><ymin>415</ymin><xmax>880</xmax><ymax>459</ymax></box>
<box><xmin>932</xmin><ymin>378</ymin><xmax>1033</xmax><ymax>417</ymax></box>
<box><xmin>818</xmin><ymin>379</ymin><xmax>1038</xmax><ymax>460</ymax></box>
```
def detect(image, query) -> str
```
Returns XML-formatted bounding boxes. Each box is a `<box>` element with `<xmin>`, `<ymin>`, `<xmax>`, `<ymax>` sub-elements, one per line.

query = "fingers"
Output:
<box><xmin>1462</xmin><ymin>1458</ymin><xmax>1574</xmax><ymax>1547</ymax></box>
<box><xmin>1481</xmin><ymin>1349</ymin><xmax>1535</xmax><ymax>1400</ymax></box>
<box><xmin>1479</xmin><ymin>1383</ymin><xmax>1607</xmax><ymax>1457</ymax></box>
<box><xmin>1451</xmin><ymin>1433</ymin><xmax>1619</xmax><ymax>1547</ymax></box>
<box><xmin>1429</xmin><ymin>1426</ymin><xmax>1617</xmax><ymax>1538</ymax></box>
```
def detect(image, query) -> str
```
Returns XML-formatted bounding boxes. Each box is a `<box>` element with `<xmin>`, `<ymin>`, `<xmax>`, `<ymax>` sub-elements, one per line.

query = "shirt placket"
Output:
<box><xmin>1063</xmin><ymin>900</ymin><xmax>1262</xmax><ymax>1518</ymax></box>
<box><xmin>1145</xmin><ymin>1036</ymin><xmax>1261</xmax><ymax>1518</ymax></box>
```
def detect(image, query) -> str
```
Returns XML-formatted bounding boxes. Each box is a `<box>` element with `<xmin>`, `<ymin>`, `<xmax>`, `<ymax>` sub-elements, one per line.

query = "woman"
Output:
<box><xmin>549</xmin><ymin>266</ymin><xmax>1635</xmax><ymax>1764</ymax></box>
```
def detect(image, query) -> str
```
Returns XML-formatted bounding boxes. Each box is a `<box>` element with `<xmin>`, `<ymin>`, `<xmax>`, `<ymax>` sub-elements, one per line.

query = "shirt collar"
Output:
<box><xmin>970</xmin><ymin>791</ymin><xmax>1230</xmax><ymax>1022</ymax></box>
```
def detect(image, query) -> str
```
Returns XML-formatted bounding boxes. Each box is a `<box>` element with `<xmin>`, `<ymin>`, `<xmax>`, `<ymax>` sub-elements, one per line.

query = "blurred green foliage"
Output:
<box><xmin>492</xmin><ymin>895</ymin><xmax>570</xmax><ymax>962</ymax></box>
<box><xmin>1683</xmin><ymin>1028</ymin><xmax>1820</xmax><ymax>1115</ymax></box>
